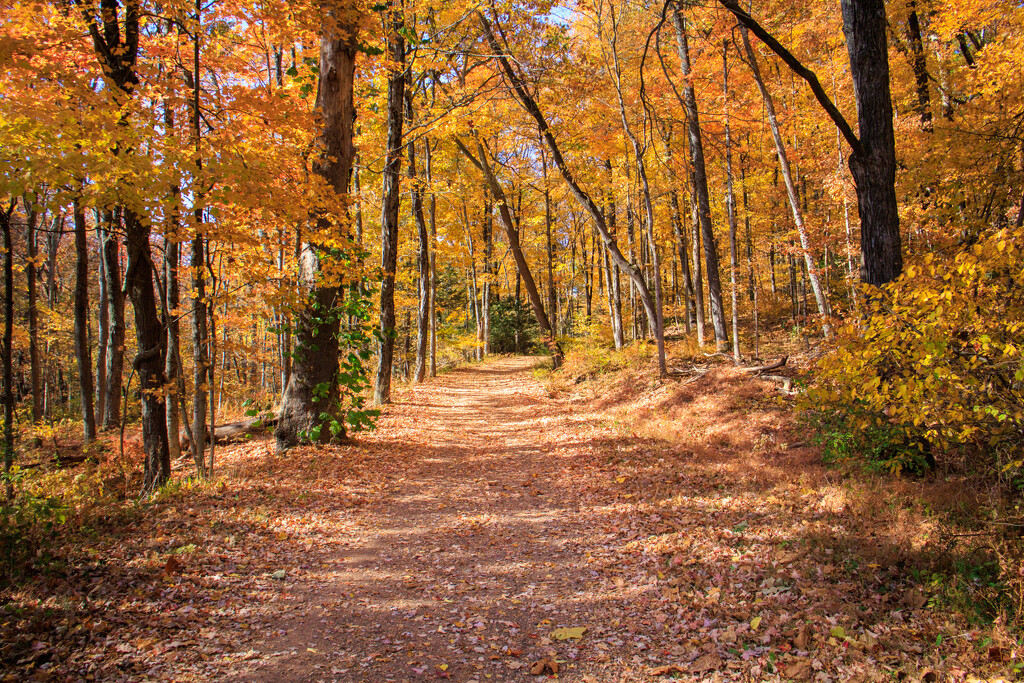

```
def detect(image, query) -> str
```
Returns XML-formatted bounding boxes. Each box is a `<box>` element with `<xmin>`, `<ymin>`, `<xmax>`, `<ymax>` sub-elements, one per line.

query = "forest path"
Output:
<box><xmin>233</xmin><ymin>355</ymin><xmax>640</xmax><ymax>682</ymax></box>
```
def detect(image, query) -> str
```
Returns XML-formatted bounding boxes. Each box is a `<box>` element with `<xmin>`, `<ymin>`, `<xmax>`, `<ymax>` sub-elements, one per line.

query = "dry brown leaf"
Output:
<box><xmin>649</xmin><ymin>664</ymin><xmax>688</xmax><ymax>676</ymax></box>
<box><xmin>794</xmin><ymin>623</ymin><xmax>814</xmax><ymax>651</ymax></box>
<box><xmin>690</xmin><ymin>653</ymin><xmax>722</xmax><ymax>673</ymax></box>
<box><xmin>163</xmin><ymin>555</ymin><xmax>184</xmax><ymax>575</ymax></box>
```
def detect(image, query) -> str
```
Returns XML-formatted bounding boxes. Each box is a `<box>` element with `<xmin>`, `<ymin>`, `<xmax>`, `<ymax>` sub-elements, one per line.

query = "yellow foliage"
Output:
<box><xmin>807</xmin><ymin>227</ymin><xmax>1024</xmax><ymax>468</ymax></box>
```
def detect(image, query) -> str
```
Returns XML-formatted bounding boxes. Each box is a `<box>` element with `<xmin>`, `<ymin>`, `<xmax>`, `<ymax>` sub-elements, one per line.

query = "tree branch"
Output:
<box><xmin>715</xmin><ymin>0</ymin><xmax>865</xmax><ymax>158</ymax></box>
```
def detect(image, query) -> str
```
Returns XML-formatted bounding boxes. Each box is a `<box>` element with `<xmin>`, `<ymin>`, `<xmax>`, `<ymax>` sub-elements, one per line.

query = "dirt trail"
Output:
<box><xmin>234</xmin><ymin>356</ymin><xmax>632</xmax><ymax>682</ymax></box>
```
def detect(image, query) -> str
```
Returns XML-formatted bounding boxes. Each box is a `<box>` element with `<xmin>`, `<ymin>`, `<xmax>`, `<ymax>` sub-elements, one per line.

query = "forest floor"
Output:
<box><xmin>2</xmin><ymin>355</ymin><xmax>1021</xmax><ymax>682</ymax></box>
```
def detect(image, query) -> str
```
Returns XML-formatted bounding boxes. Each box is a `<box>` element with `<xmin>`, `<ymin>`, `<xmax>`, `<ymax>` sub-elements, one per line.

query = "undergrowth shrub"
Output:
<box><xmin>806</xmin><ymin>227</ymin><xmax>1024</xmax><ymax>476</ymax></box>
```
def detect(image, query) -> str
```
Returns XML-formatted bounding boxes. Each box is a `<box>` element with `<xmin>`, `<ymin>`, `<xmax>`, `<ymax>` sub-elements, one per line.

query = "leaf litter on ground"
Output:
<box><xmin>1</xmin><ymin>356</ymin><xmax>1020</xmax><ymax>682</ymax></box>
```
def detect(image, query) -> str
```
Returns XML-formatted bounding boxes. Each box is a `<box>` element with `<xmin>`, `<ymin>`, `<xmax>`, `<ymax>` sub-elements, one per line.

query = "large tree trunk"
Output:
<box><xmin>673</xmin><ymin>8</ymin><xmax>728</xmax><ymax>350</ymax></box>
<box><xmin>718</xmin><ymin>0</ymin><xmax>902</xmax><ymax>286</ymax></box>
<box><xmin>275</xmin><ymin>6</ymin><xmax>359</xmax><ymax>448</ymax></box>
<box><xmin>842</xmin><ymin>0</ymin><xmax>902</xmax><ymax>286</ymax></box>
<box><xmin>72</xmin><ymin>202</ymin><xmax>97</xmax><ymax>443</ymax></box>
<box><xmin>373</xmin><ymin>7</ymin><xmax>405</xmax><ymax>405</ymax></box>
<box><xmin>123</xmin><ymin>209</ymin><xmax>170</xmax><ymax>493</ymax></box>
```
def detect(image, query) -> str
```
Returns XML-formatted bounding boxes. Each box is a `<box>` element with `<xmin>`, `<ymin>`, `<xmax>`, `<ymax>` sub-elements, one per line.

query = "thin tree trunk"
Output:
<box><xmin>478</xmin><ymin>12</ymin><xmax>657</xmax><ymax>363</ymax></box>
<box><xmin>740</xmin><ymin>26</ymin><xmax>832</xmax><ymax>339</ymax></box>
<box><xmin>2</xmin><ymin>202</ymin><xmax>15</xmax><ymax>500</ymax></box>
<box><xmin>72</xmin><ymin>202</ymin><xmax>97</xmax><ymax>443</ymax></box>
<box><xmin>723</xmin><ymin>40</ymin><xmax>741</xmax><ymax>363</ymax></box>
<box><xmin>26</xmin><ymin>202</ymin><xmax>43</xmax><ymax>440</ymax></box>
<box><xmin>100</xmin><ymin>215</ymin><xmax>124</xmax><ymax>429</ymax></box>
<box><xmin>428</xmin><ymin>141</ymin><xmax>438</xmax><ymax>377</ymax></box>
<box><xmin>690</xmin><ymin>181</ymin><xmax>706</xmax><ymax>346</ymax></box>
<box><xmin>164</xmin><ymin>234</ymin><xmax>181</xmax><ymax>461</ymax></box>
<box><xmin>674</xmin><ymin>8</ymin><xmax>728</xmax><ymax>350</ymax></box>
<box><xmin>95</xmin><ymin>215</ymin><xmax>107</xmax><ymax>428</ymax></box>
<box><xmin>454</xmin><ymin>137</ymin><xmax>559</xmax><ymax>364</ymax></box>
<box><xmin>407</xmin><ymin>80</ymin><xmax>430</xmax><ymax>383</ymax></box>
<box><xmin>374</xmin><ymin>7</ymin><xmax>405</xmax><ymax>404</ymax></box>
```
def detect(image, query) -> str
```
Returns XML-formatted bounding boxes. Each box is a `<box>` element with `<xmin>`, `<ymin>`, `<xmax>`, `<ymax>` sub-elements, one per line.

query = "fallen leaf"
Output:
<box><xmin>903</xmin><ymin>588</ymin><xmax>928</xmax><ymax>609</ymax></box>
<box><xmin>164</xmin><ymin>555</ymin><xmax>184</xmax><ymax>575</ymax></box>
<box><xmin>784</xmin><ymin>661</ymin><xmax>812</xmax><ymax>680</ymax></box>
<box><xmin>750</xmin><ymin>616</ymin><xmax>762</xmax><ymax>631</ymax></box>
<box><xmin>550</xmin><ymin>626</ymin><xmax>586</xmax><ymax>641</ymax></box>
<box><xmin>649</xmin><ymin>664</ymin><xmax>687</xmax><ymax>676</ymax></box>
<box><xmin>690</xmin><ymin>653</ymin><xmax>722</xmax><ymax>673</ymax></box>
<box><xmin>794</xmin><ymin>623</ymin><xmax>814</xmax><ymax>650</ymax></box>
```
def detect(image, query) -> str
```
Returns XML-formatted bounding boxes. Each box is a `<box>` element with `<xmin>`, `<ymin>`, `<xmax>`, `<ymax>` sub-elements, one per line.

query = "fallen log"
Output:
<box><xmin>760</xmin><ymin>374</ymin><xmax>794</xmax><ymax>394</ymax></box>
<box><xmin>180</xmin><ymin>414</ymin><xmax>277</xmax><ymax>451</ymax></box>
<box><xmin>740</xmin><ymin>356</ymin><xmax>788</xmax><ymax>374</ymax></box>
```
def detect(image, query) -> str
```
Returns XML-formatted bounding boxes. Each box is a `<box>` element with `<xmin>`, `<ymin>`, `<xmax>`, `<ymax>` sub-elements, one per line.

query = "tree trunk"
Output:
<box><xmin>723</xmin><ymin>40</ymin><xmax>741</xmax><ymax>363</ymax></box>
<box><xmin>123</xmin><ymin>208</ymin><xmax>170</xmax><ymax>493</ymax></box>
<box><xmin>275</xmin><ymin>13</ymin><xmax>359</xmax><ymax>447</ymax></box>
<box><xmin>454</xmin><ymin>137</ymin><xmax>559</xmax><ymax>364</ymax></box>
<box><xmin>164</xmin><ymin>234</ymin><xmax>181</xmax><ymax>461</ymax></box>
<box><xmin>2</xmin><ymin>201</ymin><xmax>15</xmax><ymax>500</ymax></box>
<box><xmin>373</xmin><ymin>7</ymin><xmax>405</xmax><ymax>404</ymax></box>
<box><xmin>407</xmin><ymin>81</ymin><xmax>430</xmax><ymax>383</ymax></box>
<box><xmin>906</xmin><ymin>1</ymin><xmax>932</xmax><ymax>130</ymax></box>
<box><xmin>428</xmin><ymin>142</ymin><xmax>438</xmax><ymax>377</ymax></box>
<box><xmin>690</xmin><ymin>180</ymin><xmax>706</xmax><ymax>345</ymax></box>
<box><xmin>95</xmin><ymin>215</ymin><xmax>107</xmax><ymax>428</ymax></box>
<box><xmin>477</xmin><ymin>12</ymin><xmax>658</xmax><ymax>362</ymax></box>
<box><xmin>674</xmin><ymin>8</ymin><xmax>728</xmax><ymax>350</ymax></box>
<box><xmin>740</xmin><ymin>27</ymin><xmax>832</xmax><ymax>339</ymax></box>
<box><xmin>719</xmin><ymin>0</ymin><xmax>902</xmax><ymax>286</ymax></box>
<box><xmin>99</xmin><ymin>214</ymin><xmax>124</xmax><ymax>430</ymax></box>
<box><xmin>25</xmin><ymin>202</ymin><xmax>42</xmax><ymax>439</ymax></box>
<box><xmin>842</xmin><ymin>0</ymin><xmax>902</xmax><ymax>285</ymax></box>
<box><xmin>72</xmin><ymin>202</ymin><xmax>97</xmax><ymax>443</ymax></box>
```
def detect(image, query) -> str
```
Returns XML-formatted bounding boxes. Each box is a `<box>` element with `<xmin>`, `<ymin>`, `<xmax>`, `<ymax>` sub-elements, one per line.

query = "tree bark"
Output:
<box><xmin>164</xmin><ymin>233</ymin><xmax>181</xmax><ymax>462</ymax></box>
<box><xmin>906</xmin><ymin>1</ymin><xmax>932</xmax><ymax>130</ymax></box>
<box><xmin>95</xmin><ymin>215</ymin><xmax>107</xmax><ymax>428</ymax></box>
<box><xmin>373</xmin><ymin>6</ymin><xmax>405</xmax><ymax>405</ymax></box>
<box><xmin>99</xmin><ymin>214</ymin><xmax>124</xmax><ymax>430</ymax></box>
<box><xmin>842</xmin><ymin>0</ymin><xmax>902</xmax><ymax>285</ymax></box>
<box><xmin>2</xmin><ymin>201</ymin><xmax>15</xmax><ymax>500</ymax></box>
<box><xmin>718</xmin><ymin>0</ymin><xmax>902</xmax><ymax>285</ymax></box>
<box><xmin>723</xmin><ymin>40</ymin><xmax>742</xmax><ymax>363</ymax></box>
<box><xmin>25</xmin><ymin>202</ymin><xmax>43</xmax><ymax>438</ymax></box>
<box><xmin>673</xmin><ymin>7</ymin><xmax>728</xmax><ymax>350</ymax></box>
<box><xmin>407</xmin><ymin>79</ymin><xmax>430</xmax><ymax>383</ymax></box>
<box><xmin>276</xmin><ymin>8</ymin><xmax>359</xmax><ymax>447</ymax></box>
<box><xmin>454</xmin><ymin>137</ymin><xmax>559</xmax><ymax>364</ymax></box>
<box><xmin>124</xmin><ymin>209</ymin><xmax>170</xmax><ymax>493</ymax></box>
<box><xmin>72</xmin><ymin>202</ymin><xmax>97</xmax><ymax>443</ymax></box>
